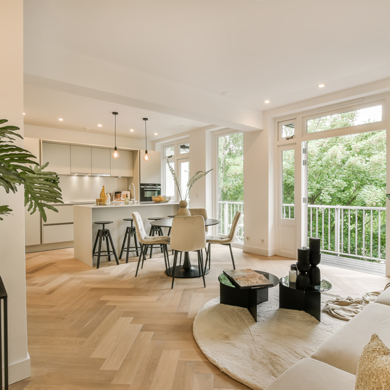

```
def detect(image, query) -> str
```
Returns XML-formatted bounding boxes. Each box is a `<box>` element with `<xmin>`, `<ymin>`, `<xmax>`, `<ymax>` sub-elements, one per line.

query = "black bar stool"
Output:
<box><xmin>92</xmin><ymin>221</ymin><xmax>119</xmax><ymax>269</ymax></box>
<box><xmin>148</xmin><ymin>217</ymin><xmax>164</xmax><ymax>258</ymax></box>
<box><xmin>119</xmin><ymin>218</ymin><xmax>140</xmax><ymax>262</ymax></box>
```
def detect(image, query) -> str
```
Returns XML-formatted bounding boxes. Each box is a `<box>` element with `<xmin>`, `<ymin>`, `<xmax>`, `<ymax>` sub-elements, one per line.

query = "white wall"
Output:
<box><xmin>25</xmin><ymin>124</ymin><xmax>147</xmax><ymax>150</ymax></box>
<box><xmin>0</xmin><ymin>0</ymin><xmax>31</xmax><ymax>383</ymax></box>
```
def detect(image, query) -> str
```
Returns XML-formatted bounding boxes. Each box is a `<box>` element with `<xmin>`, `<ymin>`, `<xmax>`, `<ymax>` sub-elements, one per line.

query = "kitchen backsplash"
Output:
<box><xmin>59</xmin><ymin>175</ymin><xmax>131</xmax><ymax>202</ymax></box>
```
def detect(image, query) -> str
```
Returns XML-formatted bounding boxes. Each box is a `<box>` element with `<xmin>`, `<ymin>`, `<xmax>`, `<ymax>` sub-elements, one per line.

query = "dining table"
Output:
<box><xmin>150</xmin><ymin>217</ymin><xmax>220</xmax><ymax>278</ymax></box>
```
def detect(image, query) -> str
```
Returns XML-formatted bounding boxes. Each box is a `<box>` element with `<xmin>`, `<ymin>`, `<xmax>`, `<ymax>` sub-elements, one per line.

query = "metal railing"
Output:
<box><xmin>283</xmin><ymin>203</ymin><xmax>386</xmax><ymax>262</ymax></box>
<box><xmin>218</xmin><ymin>201</ymin><xmax>244</xmax><ymax>243</ymax></box>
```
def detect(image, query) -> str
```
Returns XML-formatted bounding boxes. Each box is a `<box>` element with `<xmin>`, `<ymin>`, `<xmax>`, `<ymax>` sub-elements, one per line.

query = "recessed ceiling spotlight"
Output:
<box><xmin>130</xmin><ymin>129</ymin><xmax>134</xmax><ymax>132</ymax></box>
<box><xmin>264</xmin><ymin>100</ymin><xmax>270</xmax><ymax>104</ymax></box>
<box><xmin>58</xmin><ymin>118</ymin><xmax>63</xmax><ymax>121</ymax></box>
<box><xmin>154</xmin><ymin>133</ymin><xmax>158</xmax><ymax>136</ymax></box>
<box><xmin>23</xmin><ymin>112</ymin><xmax>25</xmax><ymax>116</ymax></box>
<box><xmin>318</xmin><ymin>83</ymin><xmax>325</xmax><ymax>88</ymax></box>
<box><xmin>98</xmin><ymin>124</ymin><xmax>102</xmax><ymax>127</ymax></box>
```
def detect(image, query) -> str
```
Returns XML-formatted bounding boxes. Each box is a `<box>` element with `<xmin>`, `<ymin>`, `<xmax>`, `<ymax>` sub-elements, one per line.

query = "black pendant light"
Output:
<box><xmin>112</xmin><ymin>111</ymin><xmax>119</xmax><ymax>158</ymax></box>
<box><xmin>143</xmin><ymin>118</ymin><xmax>149</xmax><ymax>161</ymax></box>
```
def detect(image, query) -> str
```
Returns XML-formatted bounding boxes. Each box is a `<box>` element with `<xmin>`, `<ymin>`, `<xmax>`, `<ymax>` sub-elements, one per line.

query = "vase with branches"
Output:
<box><xmin>167</xmin><ymin>158</ymin><xmax>212</xmax><ymax>215</ymax></box>
<box><xmin>0</xmin><ymin>119</ymin><xmax>63</xmax><ymax>221</ymax></box>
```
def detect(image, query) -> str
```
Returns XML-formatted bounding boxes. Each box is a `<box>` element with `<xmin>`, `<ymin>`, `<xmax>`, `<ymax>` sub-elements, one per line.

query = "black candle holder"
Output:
<box><xmin>296</xmin><ymin>247</ymin><xmax>310</xmax><ymax>290</ymax></box>
<box><xmin>309</xmin><ymin>237</ymin><xmax>321</xmax><ymax>286</ymax></box>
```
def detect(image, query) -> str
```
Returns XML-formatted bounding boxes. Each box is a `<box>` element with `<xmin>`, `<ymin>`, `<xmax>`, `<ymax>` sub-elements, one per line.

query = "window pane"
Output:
<box><xmin>179</xmin><ymin>143</ymin><xmax>190</xmax><ymax>154</ymax></box>
<box><xmin>180</xmin><ymin>161</ymin><xmax>190</xmax><ymax>200</ymax></box>
<box><xmin>281</xmin><ymin>123</ymin><xmax>295</xmax><ymax>138</ymax></box>
<box><xmin>282</xmin><ymin>150</ymin><xmax>295</xmax><ymax>219</ymax></box>
<box><xmin>165</xmin><ymin>162</ymin><xmax>175</xmax><ymax>197</ymax></box>
<box><xmin>307</xmin><ymin>105</ymin><xmax>382</xmax><ymax>134</ymax></box>
<box><xmin>164</xmin><ymin>145</ymin><xmax>175</xmax><ymax>158</ymax></box>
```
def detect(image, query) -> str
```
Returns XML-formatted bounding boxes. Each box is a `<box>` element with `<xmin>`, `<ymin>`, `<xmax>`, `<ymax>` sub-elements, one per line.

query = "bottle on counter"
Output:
<box><xmin>125</xmin><ymin>195</ymin><xmax>130</xmax><ymax>205</ymax></box>
<box><xmin>106</xmin><ymin>193</ymin><xmax>111</xmax><ymax>205</ymax></box>
<box><xmin>289</xmin><ymin>264</ymin><xmax>297</xmax><ymax>283</ymax></box>
<box><xmin>100</xmin><ymin>186</ymin><xmax>107</xmax><ymax>205</ymax></box>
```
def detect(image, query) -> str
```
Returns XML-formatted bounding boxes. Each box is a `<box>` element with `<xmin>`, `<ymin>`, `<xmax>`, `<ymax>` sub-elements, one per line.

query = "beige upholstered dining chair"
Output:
<box><xmin>189</xmin><ymin>208</ymin><xmax>208</xmax><ymax>233</ymax></box>
<box><xmin>204</xmin><ymin>211</ymin><xmax>241</xmax><ymax>272</ymax></box>
<box><xmin>132</xmin><ymin>212</ymin><xmax>170</xmax><ymax>277</ymax></box>
<box><xmin>170</xmin><ymin>215</ymin><xmax>206</xmax><ymax>289</ymax></box>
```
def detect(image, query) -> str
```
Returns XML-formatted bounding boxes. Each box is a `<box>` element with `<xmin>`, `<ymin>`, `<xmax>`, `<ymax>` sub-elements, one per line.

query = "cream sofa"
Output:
<box><xmin>266</xmin><ymin>287</ymin><xmax>390</xmax><ymax>390</ymax></box>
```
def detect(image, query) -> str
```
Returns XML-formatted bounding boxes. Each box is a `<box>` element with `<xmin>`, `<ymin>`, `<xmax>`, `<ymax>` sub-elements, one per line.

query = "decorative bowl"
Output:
<box><xmin>152</xmin><ymin>195</ymin><xmax>171</xmax><ymax>203</ymax></box>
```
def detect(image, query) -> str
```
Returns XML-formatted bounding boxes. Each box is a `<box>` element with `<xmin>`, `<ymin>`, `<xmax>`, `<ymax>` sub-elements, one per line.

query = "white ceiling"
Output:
<box><xmin>24</xmin><ymin>84</ymin><xmax>209</xmax><ymax>139</ymax></box>
<box><xmin>23</xmin><ymin>0</ymin><xmax>390</xmax><ymax>136</ymax></box>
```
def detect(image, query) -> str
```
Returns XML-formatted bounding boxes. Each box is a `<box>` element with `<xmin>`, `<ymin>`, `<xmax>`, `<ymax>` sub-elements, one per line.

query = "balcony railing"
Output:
<box><xmin>283</xmin><ymin>204</ymin><xmax>386</xmax><ymax>263</ymax></box>
<box><xmin>218</xmin><ymin>201</ymin><xmax>244</xmax><ymax>244</ymax></box>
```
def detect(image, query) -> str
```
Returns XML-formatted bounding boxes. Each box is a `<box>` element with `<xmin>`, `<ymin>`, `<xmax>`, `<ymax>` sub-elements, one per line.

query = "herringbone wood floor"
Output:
<box><xmin>11</xmin><ymin>247</ymin><xmax>390</xmax><ymax>389</ymax></box>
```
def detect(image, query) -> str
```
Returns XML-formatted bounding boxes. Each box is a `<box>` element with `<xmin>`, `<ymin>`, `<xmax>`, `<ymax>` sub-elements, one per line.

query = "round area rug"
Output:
<box><xmin>193</xmin><ymin>289</ymin><xmax>345</xmax><ymax>390</ymax></box>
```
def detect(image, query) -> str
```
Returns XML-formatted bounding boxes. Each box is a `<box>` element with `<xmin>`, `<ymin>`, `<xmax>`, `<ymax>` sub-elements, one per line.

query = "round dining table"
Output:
<box><xmin>150</xmin><ymin>217</ymin><xmax>220</xmax><ymax>278</ymax></box>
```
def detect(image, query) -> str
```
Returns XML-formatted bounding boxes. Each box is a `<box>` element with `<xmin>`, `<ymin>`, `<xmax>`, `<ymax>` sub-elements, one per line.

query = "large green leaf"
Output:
<box><xmin>0</xmin><ymin>121</ymin><xmax>63</xmax><ymax>221</ymax></box>
<box><xmin>0</xmin><ymin>205</ymin><xmax>12</xmax><ymax>221</ymax></box>
<box><xmin>22</xmin><ymin>163</ymin><xmax>63</xmax><ymax>222</ymax></box>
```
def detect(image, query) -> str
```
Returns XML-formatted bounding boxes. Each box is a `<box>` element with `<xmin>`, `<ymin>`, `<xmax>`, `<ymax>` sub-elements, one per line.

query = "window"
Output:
<box><xmin>179</xmin><ymin>143</ymin><xmax>190</xmax><ymax>154</ymax></box>
<box><xmin>306</xmin><ymin>105</ymin><xmax>382</xmax><ymax>134</ymax></box>
<box><xmin>165</xmin><ymin>161</ymin><xmax>175</xmax><ymax>197</ymax></box>
<box><xmin>282</xmin><ymin>149</ymin><xmax>295</xmax><ymax>219</ymax></box>
<box><xmin>278</xmin><ymin>120</ymin><xmax>295</xmax><ymax>140</ymax></box>
<box><xmin>179</xmin><ymin>160</ymin><xmax>190</xmax><ymax>200</ymax></box>
<box><xmin>164</xmin><ymin>145</ymin><xmax>175</xmax><ymax>158</ymax></box>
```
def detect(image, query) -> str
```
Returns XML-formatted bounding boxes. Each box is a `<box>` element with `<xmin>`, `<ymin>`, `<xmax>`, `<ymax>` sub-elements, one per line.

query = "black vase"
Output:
<box><xmin>309</xmin><ymin>265</ymin><xmax>321</xmax><ymax>286</ymax></box>
<box><xmin>296</xmin><ymin>272</ymin><xmax>310</xmax><ymax>289</ymax></box>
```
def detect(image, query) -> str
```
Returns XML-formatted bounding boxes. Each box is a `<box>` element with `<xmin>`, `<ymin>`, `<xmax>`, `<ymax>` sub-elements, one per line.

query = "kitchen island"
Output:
<box><xmin>73</xmin><ymin>202</ymin><xmax>179</xmax><ymax>267</ymax></box>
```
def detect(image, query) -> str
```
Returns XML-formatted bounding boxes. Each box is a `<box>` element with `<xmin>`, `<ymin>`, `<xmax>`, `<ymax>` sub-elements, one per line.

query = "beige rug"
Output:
<box><xmin>193</xmin><ymin>290</ymin><xmax>345</xmax><ymax>390</ymax></box>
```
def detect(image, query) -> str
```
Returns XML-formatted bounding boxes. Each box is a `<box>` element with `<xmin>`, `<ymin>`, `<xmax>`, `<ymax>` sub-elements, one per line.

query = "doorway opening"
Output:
<box><xmin>216</xmin><ymin>132</ymin><xmax>244</xmax><ymax>244</ymax></box>
<box><xmin>306</xmin><ymin>129</ymin><xmax>386</xmax><ymax>274</ymax></box>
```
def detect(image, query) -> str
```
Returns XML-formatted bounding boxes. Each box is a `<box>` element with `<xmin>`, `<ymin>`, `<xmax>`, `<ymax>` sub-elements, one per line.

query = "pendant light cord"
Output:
<box><xmin>115</xmin><ymin>114</ymin><xmax>117</xmax><ymax>148</ymax></box>
<box><xmin>144</xmin><ymin>118</ymin><xmax>148</xmax><ymax>153</ymax></box>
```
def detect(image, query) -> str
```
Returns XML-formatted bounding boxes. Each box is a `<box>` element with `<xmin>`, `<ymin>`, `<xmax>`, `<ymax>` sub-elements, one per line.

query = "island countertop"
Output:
<box><xmin>75</xmin><ymin>202</ymin><xmax>179</xmax><ymax>209</ymax></box>
<box><xmin>73</xmin><ymin>202</ymin><xmax>179</xmax><ymax>267</ymax></box>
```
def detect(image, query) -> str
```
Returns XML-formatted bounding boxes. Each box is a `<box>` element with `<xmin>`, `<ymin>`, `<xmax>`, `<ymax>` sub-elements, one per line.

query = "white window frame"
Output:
<box><xmin>161</xmin><ymin>138</ymin><xmax>190</xmax><ymax>201</ymax></box>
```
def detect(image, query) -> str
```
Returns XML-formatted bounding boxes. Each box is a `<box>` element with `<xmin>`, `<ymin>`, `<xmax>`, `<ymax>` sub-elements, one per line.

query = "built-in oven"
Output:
<box><xmin>140</xmin><ymin>183</ymin><xmax>161</xmax><ymax>203</ymax></box>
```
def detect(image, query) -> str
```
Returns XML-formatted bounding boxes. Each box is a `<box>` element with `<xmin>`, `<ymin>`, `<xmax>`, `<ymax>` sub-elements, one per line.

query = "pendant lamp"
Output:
<box><xmin>112</xmin><ymin>111</ymin><xmax>119</xmax><ymax>158</ymax></box>
<box><xmin>143</xmin><ymin>118</ymin><xmax>149</xmax><ymax>161</ymax></box>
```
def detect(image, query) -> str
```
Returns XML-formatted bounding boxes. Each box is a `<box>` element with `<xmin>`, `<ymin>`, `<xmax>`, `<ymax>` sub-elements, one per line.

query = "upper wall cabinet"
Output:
<box><xmin>111</xmin><ymin>150</ymin><xmax>134</xmax><ymax>177</ymax></box>
<box><xmin>92</xmin><ymin>148</ymin><xmax>111</xmax><ymax>175</ymax></box>
<box><xmin>140</xmin><ymin>150</ymin><xmax>161</xmax><ymax>183</ymax></box>
<box><xmin>71</xmin><ymin>145</ymin><xmax>92</xmax><ymax>174</ymax></box>
<box><xmin>42</xmin><ymin>142</ymin><xmax>71</xmax><ymax>175</ymax></box>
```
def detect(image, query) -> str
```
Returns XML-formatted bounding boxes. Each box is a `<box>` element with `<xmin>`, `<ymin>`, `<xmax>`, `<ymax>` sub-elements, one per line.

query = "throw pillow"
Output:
<box><xmin>355</xmin><ymin>334</ymin><xmax>390</xmax><ymax>390</ymax></box>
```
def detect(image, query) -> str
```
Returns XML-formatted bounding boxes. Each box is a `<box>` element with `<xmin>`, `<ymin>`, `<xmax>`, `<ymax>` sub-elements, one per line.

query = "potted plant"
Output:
<box><xmin>167</xmin><ymin>158</ymin><xmax>212</xmax><ymax>215</ymax></box>
<box><xmin>0</xmin><ymin>119</ymin><xmax>63</xmax><ymax>221</ymax></box>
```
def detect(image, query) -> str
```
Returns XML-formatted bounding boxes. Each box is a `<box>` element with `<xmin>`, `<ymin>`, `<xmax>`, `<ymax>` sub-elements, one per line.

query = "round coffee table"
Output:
<box><xmin>279</xmin><ymin>276</ymin><xmax>332</xmax><ymax>321</ymax></box>
<box><xmin>218</xmin><ymin>270</ymin><xmax>279</xmax><ymax>322</ymax></box>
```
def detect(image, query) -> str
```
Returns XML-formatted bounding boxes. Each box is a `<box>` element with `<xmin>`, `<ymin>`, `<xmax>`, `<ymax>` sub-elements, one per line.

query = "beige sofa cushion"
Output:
<box><xmin>374</xmin><ymin>287</ymin><xmax>390</xmax><ymax>306</ymax></box>
<box><xmin>312</xmin><ymin>302</ymin><xmax>390</xmax><ymax>375</ymax></box>
<box><xmin>265</xmin><ymin>358</ymin><xmax>355</xmax><ymax>390</ymax></box>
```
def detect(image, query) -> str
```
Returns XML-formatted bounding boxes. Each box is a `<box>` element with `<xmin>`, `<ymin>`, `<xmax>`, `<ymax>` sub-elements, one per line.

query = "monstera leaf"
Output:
<box><xmin>0</xmin><ymin>119</ymin><xmax>63</xmax><ymax>221</ymax></box>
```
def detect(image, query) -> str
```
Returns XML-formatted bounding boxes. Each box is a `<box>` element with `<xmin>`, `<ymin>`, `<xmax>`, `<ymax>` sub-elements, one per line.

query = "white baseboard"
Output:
<box><xmin>243</xmin><ymin>245</ymin><xmax>274</xmax><ymax>257</ymax></box>
<box><xmin>9</xmin><ymin>354</ymin><xmax>31</xmax><ymax>385</ymax></box>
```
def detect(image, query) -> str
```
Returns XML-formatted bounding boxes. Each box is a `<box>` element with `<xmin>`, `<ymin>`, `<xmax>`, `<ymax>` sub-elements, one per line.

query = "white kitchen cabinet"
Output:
<box><xmin>110</xmin><ymin>149</ymin><xmax>134</xmax><ymax>177</ymax></box>
<box><xmin>42</xmin><ymin>142</ymin><xmax>71</xmax><ymax>175</ymax></box>
<box><xmin>71</xmin><ymin>145</ymin><xmax>91</xmax><ymax>174</ymax></box>
<box><xmin>44</xmin><ymin>205</ymin><xmax>74</xmax><ymax>224</ymax></box>
<box><xmin>92</xmin><ymin>147</ymin><xmax>111</xmax><ymax>175</ymax></box>
<box><xmin>42</xmin><ymin>224</ymin><xmax>74</xmax><ymax>244</ymax></box>
<box><xmin>24</xmin><ymin>137</ymin><xmax>41</xmax><ymax>246</ymax></box>
<box><xmin>140</xmin><ymin>150</ymin><xmax>161</xmax><ymax>183</ymax></box>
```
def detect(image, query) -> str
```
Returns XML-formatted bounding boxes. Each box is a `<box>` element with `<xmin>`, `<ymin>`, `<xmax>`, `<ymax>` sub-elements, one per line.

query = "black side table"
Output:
<box><xmin>218</xmin><ymin>271</ymin><xmax>279</xmax><ymax>322</ymax></box>
<box><xmin>279</xmin><ymin>276</ymin><xmax>332</xmax><ymax>321</ymax></box>
<box><xmin>0</xmin><ymin>277</ymin><xmax>8</xmax><ymax>389</ymax></box>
